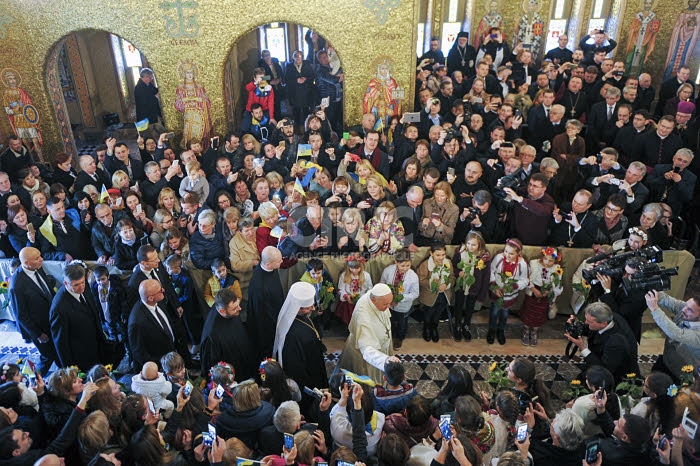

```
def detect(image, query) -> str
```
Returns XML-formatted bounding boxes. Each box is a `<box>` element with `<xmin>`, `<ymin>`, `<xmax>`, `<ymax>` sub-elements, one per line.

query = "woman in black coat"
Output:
<box><xmin>285</xmin><ymin>51</ymin><xmax>316</xmax><ymax>130</ymax></box>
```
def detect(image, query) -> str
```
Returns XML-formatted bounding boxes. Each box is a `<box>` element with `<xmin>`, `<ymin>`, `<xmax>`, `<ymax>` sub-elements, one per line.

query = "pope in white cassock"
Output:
<box><xmin>337</xmin><ymin>283</ymin><xmax>401</xmax><ymax>383</ymax></box>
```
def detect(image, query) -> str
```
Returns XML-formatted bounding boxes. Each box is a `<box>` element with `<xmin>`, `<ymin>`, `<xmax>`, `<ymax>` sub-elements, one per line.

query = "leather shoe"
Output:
<box><xmin>423</xmin><ymin>324</ymin><xmax>431</xmax><ymax>342</ymax></box>
<box><xmin>431</xmin><ymin>324</ymin><xmax>440</xmax><ymax>342</ymax></box>
<box><xmin>497</xmin><ymin>329</ymin><xmax>506</xmax><ymax>345</ymax></box>
<box><xmin>487</xmin><ymin>328</ymin><xmax>495</xmax><ymax>344</ymax></box>
<box><xmin>453</xmin><ymin>323</ymin><xmax>462</xmax><ymax>341</ymax></box>
<box><xmin>462</xmin><ymin>325</ymin><xmax>472</xmax><ymax>342</ymax></box>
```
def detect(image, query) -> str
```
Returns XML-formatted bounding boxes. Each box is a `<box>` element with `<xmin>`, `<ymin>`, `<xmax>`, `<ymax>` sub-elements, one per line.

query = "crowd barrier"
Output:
<box><xmin>0</xmin><ymin>247</ymin><xmax>693</xmax><ymax>324</ymax></box>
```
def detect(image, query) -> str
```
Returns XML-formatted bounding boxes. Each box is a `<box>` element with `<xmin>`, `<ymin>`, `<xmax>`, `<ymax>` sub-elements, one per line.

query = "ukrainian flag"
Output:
<box><xmin>39</xmin><ymin>215</ymin><xmax>56</xmax><ymax>246</ymax></box>
<box><xmin>135</xmin><ymin>118</ymin><xmax>149</xmax><ymax>132</ymax></box>
<box><xmin>99</xmin><ymin>184</ymin><xmax>109</xmax><ymax>204</ymax></box>
<box><xmin>294</xmin><ymin>178</ymin><xmax>306</xmax><ymax>197</ymax></box>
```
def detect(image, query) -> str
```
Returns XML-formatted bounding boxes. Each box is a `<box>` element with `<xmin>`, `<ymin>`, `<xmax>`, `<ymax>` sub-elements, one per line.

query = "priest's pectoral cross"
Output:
<box><xmin>461</xmin><ymin>60</ymin><xmax>466</xmax><ymax>67</ymax></box>
<box><xmin>570</xmin><ymin>108</ymin><xmax>576</xmax><ymax>117</ymax></box>
<box><xmin>567</xmin><ymin>239</ymin><xmax>574</xmax><ymax>247</ymax></box>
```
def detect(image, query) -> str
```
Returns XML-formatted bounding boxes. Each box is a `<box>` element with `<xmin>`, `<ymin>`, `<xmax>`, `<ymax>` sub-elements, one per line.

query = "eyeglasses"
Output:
<box><xmin>605</xmin><ymin>205</ymin><xmax>622</xmax><ymax>213</ymax></box>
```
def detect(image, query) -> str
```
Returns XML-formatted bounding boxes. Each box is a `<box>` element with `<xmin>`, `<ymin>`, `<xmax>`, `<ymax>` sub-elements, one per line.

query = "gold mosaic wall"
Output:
<box><xmin>0</xmin><ymin>0</ymin><xmax>418</xmax><ymax>155</ymax></box>
<box><xmin>0</xmin><ymin>0</ymin><xmax>693</xmax><ymax>155</ymax></box>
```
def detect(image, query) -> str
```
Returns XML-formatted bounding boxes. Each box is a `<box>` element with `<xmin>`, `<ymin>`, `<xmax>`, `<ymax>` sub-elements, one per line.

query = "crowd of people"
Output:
<box><xmin>0</xmin><ymin>26</ymin><xmax>697</xmax><ymax>465</ymax></box>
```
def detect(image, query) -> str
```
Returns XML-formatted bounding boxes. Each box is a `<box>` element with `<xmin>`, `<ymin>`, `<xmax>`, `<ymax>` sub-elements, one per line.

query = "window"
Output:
<box><xmin>416</xmin><ymin>0</ymin><xmax>430</xmax><ymax>57</ymax></box>
<box><xmin>441</xmin><ymin>0</ymin><xmax>467</xmax><ymax>56</ymax></box>
<box><xmin>258</xmin><ymin>23</ymin><xmax>289</xmax><ymax>63</ymax></box>
<box><xmin>544</xmin><ymin>0</ymin><xmax>572</xmax><ymax>53</ymax></box>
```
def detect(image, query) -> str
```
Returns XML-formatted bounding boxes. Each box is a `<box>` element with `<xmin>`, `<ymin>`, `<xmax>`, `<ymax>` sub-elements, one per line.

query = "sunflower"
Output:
<box><xmin>682</xmin><ymin>365</ymin><xmax>694</xmax><ymax>373</ymax></box>
<box><xmin>489</xmin><ymin>362</ymin><xmax>497</xmax><ymax>372</ymax></box>
<box><xmin>504</xmin><ymin>271</ymin><xmax>513</xmax><ymax>277</ymax></box>
<box><xmin>626</xmin><ymin>373</ymin><xmax>636</xmax><ymax>379</ymax></box>
<box><xmin>0</xmin><ymin>281</ymin><xmax>8</xmax><ymax>290</ymax></box>
<box><xmin>555</xmin><ymin>267</ymin><xmax>564</xmax><ymax>276</ymax></box>
<box><xmin>327</xmin><ymin>286</ymin><xmax>334</xmax><ymax>293</ymax></box>
<box><xmin>570</xmin><ymin>379</ymin><xmax>581</xmax><ymax>386</ymax></box>
<box><xmin>476</xmin><ymin>259</ymin><xmax>485</xmax><ymax>270</ymax></box>
<box><xmin>104</xmin><ymin>364</ymin><xmax>113</xmax><ymax>373</ymax></box>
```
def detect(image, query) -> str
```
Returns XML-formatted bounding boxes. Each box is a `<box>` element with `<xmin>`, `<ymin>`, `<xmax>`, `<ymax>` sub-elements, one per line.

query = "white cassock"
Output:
<box><xmin>337</xmin><ymin>290</ymin><xmax>393</xmax><ymax>384</ymax></box>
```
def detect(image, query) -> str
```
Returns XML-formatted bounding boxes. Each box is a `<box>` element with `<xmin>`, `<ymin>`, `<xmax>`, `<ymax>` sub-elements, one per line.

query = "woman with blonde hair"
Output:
<box><xmin>150</xmin><ymin>209</ymin><xmax>174</xmax><ymax>249</ymax></box>
<box><xmin>111</xmin><ymin>170</ymin><xmax>131</xmax><ymax>196</ymax></box>
<box><xmin>229</xmin><ymin>216</ymin><xmax>260</xmax><ymax>298</ymax></box>
<box><xmin>337</xmin><ymin>208</ymin><xmax>367</xmax><ymax>253</ymax></box>
<box><xmin>338</xmin><ymin>157</ymin><xmax>388</xmax><ymax>196</ymax></box>
<box><xmin>222</xmin><ymin>206</ymin><xmax>241</xmax><ymax>245</ymax></box>
<box><xmin>419</xmin><ymin>181</ymin><xmax>459</xmax><ymax>244</ymax></box>
<box><xmin>241</xmin><ymin>133</ymin><xmax>261</xmax><ymax>156</ymax></box>
<box><xmin>365</xmin><ymin>201</ymin><xmax>405</xmax><ymax>255</ymax></box>
<box><xmin>216</xmin><ymin>379</ymin><xmax>275</xmax><ymax>449</ymax></box>
<box><xmin>157</xmin><ymin>187</ymin><xmax>182</xmax><ymax>219</ymax></box>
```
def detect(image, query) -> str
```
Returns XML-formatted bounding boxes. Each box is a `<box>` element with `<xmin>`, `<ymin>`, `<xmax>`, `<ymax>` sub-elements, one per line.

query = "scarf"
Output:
<box><xmin>122</xmin><ymin>236</ymin><xmax>136</xmax><ymax>247</ymax></box>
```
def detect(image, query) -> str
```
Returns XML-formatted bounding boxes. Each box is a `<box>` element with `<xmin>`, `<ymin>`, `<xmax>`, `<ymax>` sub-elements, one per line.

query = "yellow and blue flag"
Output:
<box><xmin>135</xmin><ymin>118</ymin><xmax>149</xmax><ymax>132</ymax></box>
<box><xmin>99</xmin><ymin>184</ymin><xmax>109</xmax><ymax>203</ymax></box>
<box><xmin>294</xmin><ymin>178</ymin><xmax>306</xmax><ymax>197</ymax></box>
<box><xmin>39</xmin><ymin>215</ymin><xmax>56</xmax><ymax>246</ymax></box>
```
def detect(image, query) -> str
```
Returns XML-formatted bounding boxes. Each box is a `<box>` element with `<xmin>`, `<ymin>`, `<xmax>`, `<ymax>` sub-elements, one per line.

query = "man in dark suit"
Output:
<box><xmin>128</xmin><ymin>279</ymin><xmax>177</xmax><ymax>372</ymax></box>
<box><xmin>565</xmin><ymin>302</ymin><xmax>639</xmax><ymax>384</ymax></box>
<box><xmin>104</xmin><ymin>139</ymin><xmax>145</xmax><ymax>184</ymax></box>
<box><xmin>73</xmin><ymin>155</ymin><xmax>110</xmax><ymax>194</ymax></box>
<box><xmin>586</xmin><ymin>87</ymin><xmax>621</xmax><ymax>150</ymax></box>
<box><xmin>9</xmin><ymin>247</ymin><xmax>58</xmax><ymax>375</ymax></box>
<box><xmin>526</xmin><ymin>89</ymin><xmax>555</xmax><ymax>144</ymax></box>
<box><xmin>91</xmin><ymin>204</ymin><xmax>127</xmax><ymax>265</ymax></box>
<box><xmin>49</xmin><ymin>264</ymin><xmax>105</xmax><ymax>369</ymax></box>
<box><xmin>350</xmin><ymin>130</ymin><xmax>391</xmax><ymax>180</ymax></box>
<box><xmin>393</xmin><ymin>186</ymin><xmax>424</xmax><ymax>251</ymax></box>
<box><xmin>0</xmin><ymin>136</ymin><xmax>34</xmax><ymax>183</ymax></box>
<box><xmin>549</xmin><ymin>189</ymin><xmax>600</xmax><ymax>248</ymax></box>
<box><xmin>655</xmin><ymin>66</ymin><xmax>694</xmax><ymax>117</ymax></box>
<box><xmin>646</xmin><ymin>148</ymin><xmax>697</xmax><ymax>215</ymax></box>
<box><xmin>417</xmin><ymin>98</ymin><xmax>445</xmax><ymax>141</ymax></box>
<box><xmin>127</xmin><ymin>245</ymin><xmax>182</xmax><ymax>320</ymax></box>
<box><xmin>632</xmin><ymin>116</ymin><xmax>683</xmax><ymax>169</ymax></box>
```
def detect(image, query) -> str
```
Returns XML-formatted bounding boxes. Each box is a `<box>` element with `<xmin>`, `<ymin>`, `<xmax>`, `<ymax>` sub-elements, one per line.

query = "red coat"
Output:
<box><xmin>245</xmin><ymin>82</ymin><xmax>275</xmax><ymax>120</ymax></box>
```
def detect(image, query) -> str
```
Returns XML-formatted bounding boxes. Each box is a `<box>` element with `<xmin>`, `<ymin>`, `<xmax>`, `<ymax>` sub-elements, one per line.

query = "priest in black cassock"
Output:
<box><xmin>274</xmin><ymin>282</ymin><xmax>328</xmax><ymax>413</ymax></box>
<box><xmin>247</xmin><ymin>247</ymin><xmax>285</xmax><ymax>360</ymax></box>
<box><xmin>200</xmin><ymin>288</ymin><xmax>255</xmax><ymax>380</ymax></box>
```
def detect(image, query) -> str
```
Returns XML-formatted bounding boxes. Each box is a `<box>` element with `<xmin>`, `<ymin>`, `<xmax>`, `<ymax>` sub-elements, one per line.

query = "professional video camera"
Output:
<box><xmin>493</xmin><ymin>167</ymin><xmax>524</xmax><ymax>200</ymax></box>
<box><xmin>622</xmin><ymin>263</ymin><xmax>679</xmax><ymax>295</ymax></box>
<box><xmin>582</xmin><ymin>245</ymin><xmax>664</xmax><ymax>283</ymax></box>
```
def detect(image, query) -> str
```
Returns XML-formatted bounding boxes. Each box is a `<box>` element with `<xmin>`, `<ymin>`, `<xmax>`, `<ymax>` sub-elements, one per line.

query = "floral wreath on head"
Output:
<box><xmin>258</xmin><ymin>358</ymin><xmax>276</xmax><ymax>381</ymax></box>
<box><xmin>0</xmin><ymin>363</ymin><xmax>10</xmax><ymax>382</ymax></box>
<box><xmin>209</xmin><ymin>361</ymin><xmax>234</xmax><ymax>380</ymax></box>
<box><xmin>344</xmin><ymin>254</ymin><xmax>366</xmax><ymax>265</ymax></box>
<box><xmin>541</xmin><ymin>246</ymin><xmax>561</xmax><ymax>262</ymax></box>
<box><xmin>628</xmin><ymin>227</ymin><xmax>648</xmax><ymax>242</ymax></box>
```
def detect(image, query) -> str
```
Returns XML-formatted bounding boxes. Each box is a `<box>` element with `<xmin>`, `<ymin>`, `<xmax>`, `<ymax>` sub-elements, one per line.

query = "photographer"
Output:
<box><xmin>455</xmin><ymin>189</ymin><xmax>499</xmax><ymax>244</ymax></box>
<box><xmin>645</xmin><ymin>290</ymin><xmax>700</xmax><ymax>382</ymax></box>
<box><xmin>588</xmin><ymin>387</ymin><xmax>656</xmax><ymax>466</ymax></box>
<box><xmin>549</xmin><ymin>189</ymin><xmax>600</xmax><ymax>248</ymax></box>
<box><xmin>565</xmin><ymin>302</ymin><xmax>639</xmax><ymax>384</ymax></box>
<box><xmin>597</xmin><ymin>258</ymin><xmax>649</xmax><ymax>343</ymax></box>
<box><xmin>646</xmin><ymin>148</ymin><xmax>696</xmax><ymax>218</ymax></box>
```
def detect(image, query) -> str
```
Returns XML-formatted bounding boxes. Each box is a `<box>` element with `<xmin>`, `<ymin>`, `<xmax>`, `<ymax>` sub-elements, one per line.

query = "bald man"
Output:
<box><xmin>128</xmin><ymin>279</ymin><xmax>177</xmax><ymax>371</ymax></box>
<box><xmin>247</xmin><ymin>246</ymin><xmax>284</xmax><ymax>360</ymax></box>
<box><xmin>74</xmin><ymin>154</ymin><xmax>110</xmax><ymax>193</ymax></box>
<box><xmin>9</xmin><ymin>247</ymin><xmax>58</xmax><ymax>375</ymax></box>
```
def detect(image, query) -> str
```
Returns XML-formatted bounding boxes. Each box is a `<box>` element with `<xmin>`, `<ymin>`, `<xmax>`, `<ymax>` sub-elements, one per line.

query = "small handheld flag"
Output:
<box><xmin>294</xmin><ymin>178</ymin><xmax>306</xmax><ymax>197</ymax></box>
<box><xmin>99</xmin><ymin>185</ymin><xmax>109</xmax><ymax>204</ymax></box>
<box><xmin>135</xmin><ymin>118</ymin><xmax>149</xmax><ymax>133</ymax></box>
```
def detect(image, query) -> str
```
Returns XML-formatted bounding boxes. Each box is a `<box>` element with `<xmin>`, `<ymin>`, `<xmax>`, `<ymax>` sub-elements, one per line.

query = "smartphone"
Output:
<box><xmin>27</xmin><ymin>223</ymin><xmax>35</xmax><ymax>235</ymax></box>
<box><xmin>448</xmin><ymin>167</ymin><xmax>455</xmax><ymax>176</ymax></box>
<box><xmin>215</xmin><ymin>384</ymin><xmax>225</xmax><ymax>399</ymax></box>
<box><xmin>115</xmin><ymin>197</ymin><xmax>122</xmax><ymax>206</ymax></box>
<box><xmin>279</xmin><ymin>140</ymin><xmax>286</xmax><ymax>149</ymax></box>
<box><xmin>183</xmin><ymin>380</ymin><xmax>193</xmax><ymax>397</ymax></box>
<box><xmin>321</xmin><ymin>97</ymin><xmax>329</xmax><ymax>108</ymax></box>
<box><xmin>431</xmin><ymin>212</ymin><xmax>440</xmax><ymax>220</ymax></box>
<box><xmin>263</xmin><ymin>75</ymin><xmax>272</xmax><ymax>81</ymax></box>
<box><xmin>585</xmin><ymin>441</ymin><xmax>599</xmax><ymax>463</ymax></box>
<box><xmin>337</xmin><ymin>462</ymin><xmax>355</xmax><ymax>466</ymax></box>
<box><xmin>597</xmin><ymin>383</ymin><xmax>605</xmax><ymax>400</ymax></box>
<box><xmin>523</xmin><ymin>44</ymin><xmax>532</xmax><ymax>49</ymax></box>
<box><xmin>514</xmin><ymin>109</ymin><xmax>522</xmax><ymax>118</ymax></box>
<box><xmin>345</xmin><ymin>375</ymin><xmax>353</xmax><ymax>389</ymax></box>
<box><xmin>27</xmin><ymin>360</ymin><xmax>37</xmax><ymax>376</ymax></box>
<box><xmin>490</xmin><ymin>33</ymin><xmax>498</xmax><ymax>39</ymax></box>
<box><xmin>284</xmin><ymin>432</ymin><xmax>294</xmax><ymax>450</ymax></box>
<box><xmin>304</xmin><ymin>386</ymin><xmax>324</xmax><ymax>401</ymax></box>
<box><xmin>343</xmin><ymin>132</ymin><xmax>350</xmax><ymax>141</ymax></box>
<box><xmin>317</xmin><ymin>462</ymin><xmax>328</xmax><ymax>466</ymax></box>
<box><xmin>136</xmin><ymin>204</ymin><xmax>142</xmax><ymax>214</ymax></box>
<box><xmin>212</xmin><ymin>136</ymin><xmax>220</xmax><ymax>150</ymax></box>
<box><xmin>516</xmin><ymin>424</ymin><xmax>528</xmax><ymax>443</ymax></box>
<box><xmin>659</xmin><ymin>435</ymin><xmax>668</xmax><ymax>449</ymax></box>
<box><xmin>253</xmin><ymin>158</ymin><xmax>264</xmax><ymax>170</ymax></box>
<box><xmin>439</xmin><ymin>418</ymin><xmax>453</xmax><ymax>441</ymax></box>
<box><xmin>164</xmin><ymin>132</ymin><xmax>175</xmax><ymax>140</ymax></box>
<box><xmin>173</xmin><ymin>159</ymin><xmax>179</xmax><ymax>166</ymax></box>
<box><xmin>682</xmin><ymin>407</ymin><xmax>698</xmax><ymax>439</ymax></box>
<box><xmin>203</xmin><ymin>424</ymin><xmax>216</xmax><ymax>447</ymax></box>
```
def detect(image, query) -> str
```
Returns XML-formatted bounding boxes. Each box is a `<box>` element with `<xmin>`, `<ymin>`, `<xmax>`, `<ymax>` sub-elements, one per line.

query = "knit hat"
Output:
<box><xmin>457</xmin><ymin>31</ymin><xmax>469</xmax><ymax>39</ymax></box>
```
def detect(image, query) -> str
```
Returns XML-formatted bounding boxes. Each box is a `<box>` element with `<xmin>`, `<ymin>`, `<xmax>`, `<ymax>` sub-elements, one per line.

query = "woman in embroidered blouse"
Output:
<box><xmin>419</xmin><ymin>181</ymin><xmax>459</xmax><ymax>245</ymax></box>
<box><xmin>452</xmin><ymin>231</ymin><xmax>491</xmax><ymax>343</ymax></box>
<box><xmin>365</xmin><ymin>201</ymin><xmax>405</xmax><ymax>256</ymax></box>
<box><xmin>488</xmin><ymin>238</ymin><xmax>529</xmax><ymax>345</ymax></box>
<box><xmin>417</xmin><ymin>242</ymin><xmax>455</xmax><ymax>343</ymax></box>
<box><xmin>336</xmin><ymin>256</ymin><xmax>373</xmax><ymax>326</ymax></box>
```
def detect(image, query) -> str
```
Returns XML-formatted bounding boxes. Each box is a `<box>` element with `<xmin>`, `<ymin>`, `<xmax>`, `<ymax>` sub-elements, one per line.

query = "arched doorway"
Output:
<box><xmin>223</xmin><ymin>24</ymin><xmax>344</xmax><ymax>133</ymax></box>
<box><xmin>46</xmin><ymin>30</ymin><xmax>157</xmax><ymax>160</ymax></box>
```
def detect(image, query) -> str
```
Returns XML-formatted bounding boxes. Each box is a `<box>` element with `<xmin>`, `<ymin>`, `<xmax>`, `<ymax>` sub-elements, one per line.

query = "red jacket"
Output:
<box><xmin>245</xmin><ymin>82</ymin><xmax>275</xmax><ymax>120</ymax></box>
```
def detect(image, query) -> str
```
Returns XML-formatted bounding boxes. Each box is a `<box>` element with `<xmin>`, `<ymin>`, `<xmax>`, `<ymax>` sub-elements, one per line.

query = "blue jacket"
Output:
<box><xmin>189</xmin><ymin>223</ymin><xmax>229</xmax><ymax>270</ymax></box>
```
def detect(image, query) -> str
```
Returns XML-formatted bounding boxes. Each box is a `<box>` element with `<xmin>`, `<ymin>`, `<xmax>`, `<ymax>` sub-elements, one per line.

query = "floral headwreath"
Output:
<box><xmin>541</xmin><ymin>247</ymin><xmax>561</xmax><ymax>261</ymax></box>
<box><xmin>209</xmin><ymin>361</ymin><xmax>234</xmax><ymax>380</ymax></box>
<box><xmin>628</xmin><ymin>227</ymin><xmax>648</xmax><ymax>242</ymax></box>
<box><xmin>345</xmin><ymin>254</ymin><xmax>366</xmax><ymax>265</ymax></box>
<box><xmin>0</xmin><ymin>363</ymin><xmax>9</xmax><ymax>382</ymax></box>
<box><xmin>258</xmin><ymin>358</ymin><xmax>276</xmax><ymax>381</ymax></box>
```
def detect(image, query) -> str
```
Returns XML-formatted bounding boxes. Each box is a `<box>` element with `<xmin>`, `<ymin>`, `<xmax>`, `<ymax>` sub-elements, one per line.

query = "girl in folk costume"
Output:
<box><xmin>488</xmin><ymin>238</ymin><xmax>529</xmax><ymax>345</ymax></box>
<box><xmin>452</xmin><ymin>231</ymin><xmax>491</xmax><ymax>343</ymax></box>
<box><xmin>417</xmin><ymin>242</ymin><xmax>455</xmax><ymax>343</ymax></box>
<box><xmin>520</xmin><ymin>246</ymin><xmax>564</xmax><ymax>346</ymax></box>
<box><xmin>336</xmin><ymin>256</ymin><xmax>373</xmax><ymax>326</ymax></box>
<box><xmin>380</xmin><ymin>249</ymin><xmax>420</xmax><ymax>351</ymax></box>
<box><xmin>300</xmin><ymin>259</ymin><xmax>335</xmax><ymax>334</ymax></box>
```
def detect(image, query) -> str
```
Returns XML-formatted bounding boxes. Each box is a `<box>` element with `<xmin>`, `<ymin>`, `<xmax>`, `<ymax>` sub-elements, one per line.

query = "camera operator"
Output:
<box><xmin>646</xmin><ymin>148</ymin><xmax>696</xmax><ymax>219</ymax></box>
<box><xmin>503</xmin><ymin>173</ymin><xmax>555</xmax><ymax>246</ymax></box>
<box><xmin>644</xmin><ymin>290</ymin><xmax>700</xmax><ymax>382</ymax></box>
<box><xmin>597</xmin><ymin>258</ymin><xmax>648</xmax><ymax>343</ymax></box>
<box><xmin>549</xmin><ymin>189</ymin><xmax>600</xmax><ymax>248</ymax></box>
<box><xmin>565</xmin><ymin>302</ymin><xmax>639</xmax><ymax>384</ymax></box>
<box><xmin>454</xmin><ymin>189</ymin><xmax>499</xmax><ymax>244</ymax></box>
<box><xmin>588</xmin><ymin>387</ymin><xmax>656</xmax><ymax>466</ymax></box>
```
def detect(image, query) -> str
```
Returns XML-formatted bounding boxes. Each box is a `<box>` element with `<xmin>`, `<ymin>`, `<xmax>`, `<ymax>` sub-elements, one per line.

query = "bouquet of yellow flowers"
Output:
<box><xmin>388</xmin><ymin>283</ymin><xmax>405</xmax><ymax>304</ymax></box>
<box><xmin>572</xmin><ymin>279</ymin><xmax>592</xmax><ymax>301</ymax></box>
<box><xmin>486</xmin><ymin>361</ymin><xmax>513</xmax><ymax>390</ymax></box>
<box><xmin>489</xmin><ymin>271</ymin><xmax>517</xmax><ymax>307</ymax></box>
<box><xmin>0</xmin><ymin>281</ymin><xmax>9</xmax><ymax>310</ymax></box>
<box><xmin>562</xmin><ymin>379</ymin><xmax>589</xmax><ymax>400</ymax></box>
<box><xmin>542</xmin><ymin>266</ymin><xmax>564</xmax><ymax>304</ymax></box>
<box><xmin>680</xmin><ymin>365</ymin><xmax>695</xmax><ymax>387</ymax></box>
<box><xmin>616</xmin><ymin>372</ymin><xmax>644</xmax><ymax>407</ymax></box>
<box><xmin>455</xmin><ymin>253</ymin><xmax>486</xmax><ymax>294</ymax></box>
<box><xmin>319</xmin><ymin>280</ymin><xmax>336</xmax><ymax>309</ymax></box>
